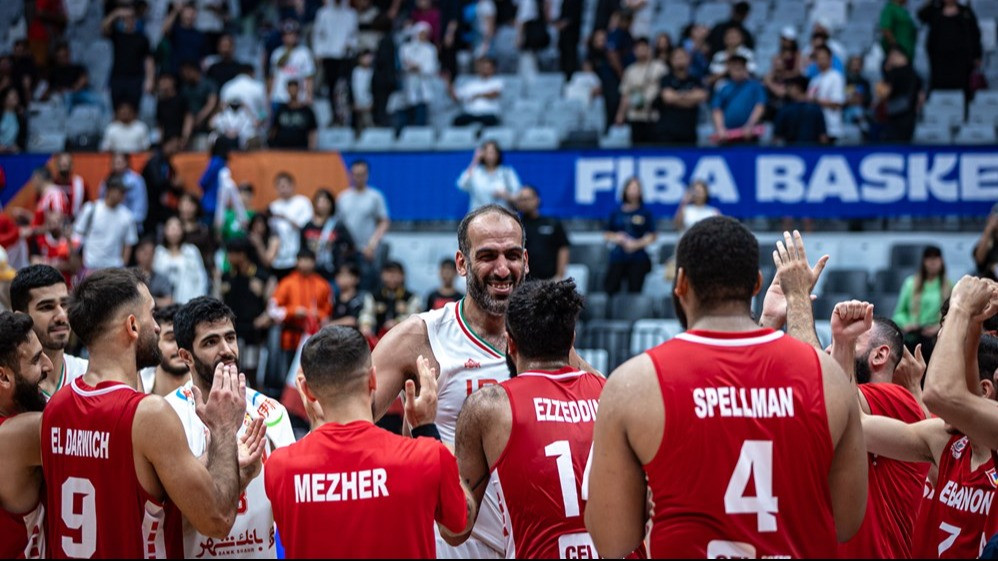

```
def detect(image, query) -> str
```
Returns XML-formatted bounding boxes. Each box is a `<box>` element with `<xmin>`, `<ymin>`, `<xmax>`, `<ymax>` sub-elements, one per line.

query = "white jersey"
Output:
<box><xmin>139</xmin><ymin>367</ymin><xmax>155</xmax><ymax>394</ymax></box>
<box><xmin>421</xmin><ymin>299</ymin><xmax>509</xmax><ymax>558</ymax></box>
<box><xmin>165</xmin><ymin>382</ymin><xmax>296</xmax><ymax>559</ymax></box>
<box><xmin>42</xmin><ymin>354</ymin><xmax>88</xmax><ymax>401</ymax></box>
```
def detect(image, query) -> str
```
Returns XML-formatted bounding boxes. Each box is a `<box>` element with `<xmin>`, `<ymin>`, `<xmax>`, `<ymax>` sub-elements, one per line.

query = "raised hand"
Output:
<box><xmin>774</xmin><ymin>230</ymin><xmax>829</xmax><ymax>302</ymax></box>
<box><xmin>404</xmin><ymin>355</ymin><xmax>439</xmax><ymax>429</ymax></box>
<box><xmin>894</xmin><ymin>344</ymin><xmax>926</xmax><ymax>394</ymax></box>
<box><xmin>831</xmin><ymin>300</ymin><xmax>874</xmax><ymax>345</ymax></box>
<box><xmin>237</xmin><ymin>417</ymin><xmax>266</xmax><ymax>487</ymax></box>
<box><xmin>950</xmin><ymin>276</ymin><xmax>998</xmax><ymax>321</ymax></box>
<box><xmin>194</xmin><ymin>362</ymin><xmax>247</xmax><ymax>436</ymax></box>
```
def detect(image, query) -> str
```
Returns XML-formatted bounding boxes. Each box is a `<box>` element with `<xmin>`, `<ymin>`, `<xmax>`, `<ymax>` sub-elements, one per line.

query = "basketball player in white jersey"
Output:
<box><xmin>9</xmin><ymin>265</ymin><xmax>88</xmax><ymax>400</ymax></box>
<box><xmin>373</xmin><ymin>204</ymin><xmax>595</xmax><ymax>558</ymax></box>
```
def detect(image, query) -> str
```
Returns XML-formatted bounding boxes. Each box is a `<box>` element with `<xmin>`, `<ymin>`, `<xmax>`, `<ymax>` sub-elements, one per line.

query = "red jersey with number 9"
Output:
<box><xmin>41</xmin><ymin>378</ymin><xmax>182</xmax><ymax>559</ymax></box>
<box><xmin>643</xmin><ymin>329</ymin><xmax>837</xmax><ymax>558</ymax></box>
<box><xmin>491</xmin><ymin>368</ymin><xmax>606</xmax><ymax>559</ymax></box>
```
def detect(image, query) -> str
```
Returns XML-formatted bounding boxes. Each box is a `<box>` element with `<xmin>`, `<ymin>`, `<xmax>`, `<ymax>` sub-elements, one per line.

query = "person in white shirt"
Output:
<box><xmin>673</xmin><ymin>179</ymin><xmax>720</xmax><ymax>234</ymax></box>
<box><xmin>72</xmin><ymin>177</ymin><xmax>138</xmax><ymax>270</ymax></box>
<box><xmin>168</xmin><ymin>296</ymin><xmax>295</xmax><ymax>560</ymax></box>
<box><xmin>154</xmin><ymin>217</ymin><xmax>209</xmax><ymax>305</ymax></box>
<box><xmin>708</xmin><ymin>27</ymin><xmax>756</xmax><ymax>85</ymax></box>
<box><xmin>313</xmin><ymin>0</ymin><xmax>357</xmax><ymax>118</ymax></box>
<box><xmin>352</xmin><ymin>51</ymin><xmax>375</xmax><ymax>129</ymax></box>
<box><xmin>399</xmin><ymin>22</ymin><xmax>439</xmax><ymax>127</ymax></box>
<box><xmin>453</xmin><ymin>57</ymin><xmax>503</xmax><ymax>127</ymax></box>
<box><xmin>268</xmin><ymin>171</ymin><xmax>314</xmax><ymax>279</ymax></box>
<box><xmin>100</xmin><ymin>101</ymin><xmax>151</xmax><ymax>153</ymax></box>
<box><xmin>211</xmin><ymin>99</ymin><xmax>259</xmax><ymax>149</ymax></box>
<box><xmin>807</xmin><ymin>44</ymin><xmax>845</xmax><ymax>142</ymax></box>
<box><xmin>457</xmin><ymin>140</ymin><xmax>521</xmax><ymax>212</ymax></box>
<box><xmin>269</xmin><ymin>20</ymin><xmax>316</xmax><ymax>105</ymax></box>
<box><xmin>564</xmin><ymin>59</ymin><xmax>601</xmax><ymax>106</ymax></box>
<box><xmin>221</xmin><ymin>65</ymin><xmax>269</xmax><ymax>134</ymax></box>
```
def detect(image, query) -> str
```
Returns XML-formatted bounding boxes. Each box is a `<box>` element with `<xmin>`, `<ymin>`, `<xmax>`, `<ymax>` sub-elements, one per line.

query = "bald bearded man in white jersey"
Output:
<box><xmin>373</xmin><ymin>204</ymin><xmax>596</xmax><ymax>558</ymax></box>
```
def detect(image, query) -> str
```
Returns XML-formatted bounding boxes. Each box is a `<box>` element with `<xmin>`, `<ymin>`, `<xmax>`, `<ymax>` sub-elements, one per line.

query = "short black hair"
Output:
<box><xmin>225</xmin><ymin>236</ymin><xmax>252</xmax><ymax>254</ymax></box>
<box><xmin>634</xmin><ymin>37</ymin><xmax>650</xmax><ymax>47</ymax></box>
<box><xmin>814</xmin><ymin>44</ymin><xmax>832</xmax><ymax>58</ymax></box>
<box><xmin>173</xmin><ymin>296</ymin><xmax>236</xmax><ymax>352</ymax></box>
<box><xmin>68</xmin><ymin>268</ymin><xmax>146</xmax><ymax>347</ymax></box>
<box><xmin>314</xmin><ymin>188</ymin><xmax>336</xmax><ymax>214</ymax></box>
<box><xmin>381</xmin><ymin>260</ymin><xmax>404</xmax><ymax>274</ymax></box>
<box><xmin>10</xmin><ymin>264</ymin><xmax>66</xmax><ymax>312</ymax></box>
<box><xmin>440</xmin><ymin>258</ymin><xmax>456</xmax><ymax>269</ymax></box>
<box><xmin>676</xmin><ymin>216</ymin><xmax>758</xmax><ymax>308</ymax></box>
<box><xmin>506</xmin><ymin>279</ymin><xmax>584</xmax><ymax>361</ymax></box>
<box><xmin>153</xmin><ymin>303</ymin><xmax>181</xmax><ymax>326</ymax></box>
<box><xmin>301</xmin><ymin>326</ymin><xmax>371</xmax><ymax>391</ymax></box>
<box><xmin>350</xmin><ymin>159</ymin><xmax>369</xmax><ymax>171</ymax></box>
<box><xmin>275</xmin><ymin>171</ymin><xmax>295</xmax><ymax>184</ymax></box>
<box><xmin>0</xmin><ymin>312</ymin><xmax>34</xmax><ymax>372</ymax></box>
<box><xmin>734</xmin><ymin>1</ymin><xmax>750</xmax><ymax>15</ymax></box>
<box><xmin>105</xmin><ymin>174</ymin><xmax>127</xmax><ymax>192</ymax></box>
<box><xmin>728</xmin><ymin>54</ymin><xmax>748</xmax><ymax>66</ymax></box>
<box><xmin>978</xmin><ymin>335</ymin><xmax>998</xmax><ymax>382</ymax></box>
<box><xmin>870</xmin><ymin>316</ymin><xmax>905</xmax><ymax>373</ymax></box>
<box><xmin>334</xmin><ymin>262</ymin><xmax>361</xmax><ymax>278</ymax></box>
<box><xmin>788</xmin><ymin>75</ymin><xmax>810</xmax><ymax>91</ymax></box>
<box><xmin>457</xmin><ymin>204</ymin><xmax>526</xmax><ymax>256</ymax></box>
<box><xmin>297</xmin><ymin>248</ymin><xmax>316</xmax><ymax>260</ymax></box>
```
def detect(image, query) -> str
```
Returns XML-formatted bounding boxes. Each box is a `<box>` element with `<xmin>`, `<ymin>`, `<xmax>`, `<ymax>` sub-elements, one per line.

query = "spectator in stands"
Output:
<box><xmin>269</xmin><ymin>20</ymin><xmax>316</xmax><ymax>107</ymax></box>
<box><xmin>656</xmin><ymin>47</ymin><xmax>706</xmax><ymax>144</ymax></box>
<box><xmin>653</xmin><ymin>32</ymin><xmax>673</xmax><ymax>64</ymax></box>
<box><xmin>711</xmin><ymin>55</ymin><xmax>766</xmax><ymax>144</ymax></box>
<box><xmin>219</xmin><ymin>236</ymin><xmax>272</xmax><ymax>351</ymax></box>
<box><xmin>587</xmin><ymin>30</ymin><xmax>621</xmax><ymax>131</ymax></box>
<box><xmin>893</xmin><ymin>245</ymin><xmax>950</xmax><ymax>357</ymax></box>
<box><xmin>457</xmin><ymin>140</ymin><xmax>522</xmax><ymax>212</ymax></box>
<box><xmin>102</xmin><ymin>4</ymin><xmax>154</xmax><ymax>111</ymax></box>
<box><xmin>844</xmin><ymin>55</ymin><xmax>872</xmax><ymax>126</ymax></box>
<box><xmin>564</xmin><ymin>59</ymin><xmax>602</xmax><ymax>107</ymax></box>
<box><xmin>801</xmin><ymin>19</ymin><xmax>847</xmax><ymax>68</ymax></box>
<box><xmin>161</xmin><ymin>3</ymin><xmax>206</xmax><ymax>74</ymax></box>
<box><xmin>155</xmin><ymin>73</ymin><xmax>192</xmax><ymax>149</ymax></box>
<box><xmin>452</xmin><ymin>56</ymin><xmax>503</xmax><ymax>127</ymax></box>
<box><xmin>205</xmin><ymin>34</ymin><xmax>243</xmax><ymax>90</ymax></box>
<box><xmin>29</xmin><ymin>209</ymin><xmax>73</xmax><ymax>285</ymax></box>
<box><xmin>337</xmin><ymin>160</ymin><xmax>390</xmax><ymax>290</ymax></box>
<box><xmin>154</xmin><ymin>216</ymin><xmax>209</xmax><ymax>304</ymax></box>
<box><xmin>918</xmin><ymin>0</ymin><xmax>982</xmax><ymax>96</ymax></box>
<box><xmin>199</xmin><ymin>137</ymin><xmax>247</xmax><ymax>234</ymax></box>
<box><xmin>100</xmin><ymin>152</ymin><xmax>148</xmax><ymax>232</ymax></box>
<box><xmin>73</xmin><ymin>176</ymin><xmax>137</xmax><ymax>271</ymax></box>
<box><xmin>180</xmin><ymin>61</ymin><xmax>219</xmax><ymax>136</ymax></box>
<box><xmin>807</xmin><ymin>45</ymin><xmax>845</xmax><ymax>143</ymax></box>
<box><xmin>248</xmin><ymin>213</ymin><xmax>280</xmax><ymax>271</ymax></box>
<box><xmin>43</xmin><ymin>43</ymin><xmax>84</xmax><ymax>100</ymax></box>
<box><xmin>313</xmin><ymin>0</ymin><xmax>358</xmax><ymax>116</ymax></box>
<box><xmin>270</xmin><ymin>248</ymin><xmax>332</xmax><ymax>363</ymax></box>
<box><xmin>555</xmin><ymin>0</ymin><xmax>583</xmax><ymax>78</ymax></box>
<box><xmin>603</xmin><ymin>176</ymin><xmax>655</xmax><ymax>294</ymax></box>
<box><xmin>517</xmin><ymin>186</ymin><xmax>570</xmax><ymax>281</ymax></box>
<box><xmin>30</xmin><ymin>167</ymin><xmax>69</xmax><ymax>229</ymax></box>
<box><xmin>220</xmin><ymin>183</ymin><xmax>256</xmax><ymax>242</ymax></box>
<box><xmin>763</xmin><ymin>27</ymin><xmax>802</xmax><ymax>115</ymax></box>
<box><xmin>9</xmin><ymin>41</ymin><xmax>37</xmax><ymax>103</ymax></box>
<box><xmin>773</xmin><ymin>76</ymin><xmax>828</xmax><ymax>145</ymax></box>
<box><xmin>100</xmin><ymin>101</ymin><xmax>151</xmax><ymax>153</ymax></box>
<box><xmin>269</xmin><ymin>171</ymin><xmax>314</xmax><ymax>280</ymax></box>
<box><xmin>269</xmin><ymin>80</ymin><xmax>318</xmax><ymax>149</ymax></box>
<box><xmin>52</xmin><ymin>152</ymin><xmax>87</xmax><ymax>218</ymax></box>
<box><xmin>27</xmin><ymin>0</ymin><xmax>66</xmax><ymax>70</ymax></box>
<box><xmin>801</xmin><ymin>26</ymin><xmax>845</xmax><ymax>80</ymax></box>
<box><xmin>221</xmin><ymin>64</ymin><xmax>269</xmax><ymax>135</ymax></box>
<box><xmin>352</xmin><ymin>50</ymin><xmax>375</xmax><ymax>130</ymax></box>
<box><xmin>132</xmin><ymin>236</ymin><xmax>174</xmax><ymax>309</ymax></box>
<box><xmin>359</xmin><ymin>260</ymin><xmax>421</xmax><ymax>339</ymax></box>
<box><xmin>142</xmin><ymin>136</ymin><xmax>183</xmax><ymax>236</ymax></box>
<box><xmin>673</xmin><ymin>179</ymin><xmax>720</xmax><ymax>234</ymax></box>
<box><xmin>177</xmin><ymin>191</ymin><xmax>216</xmax><ymax>269</ymax></box>
<box><xmin>706</xmin><ymin>1</ymin><xmax>754</xmax><ymax>56</ymax></box>
<box><xmin>397</xmin><ymin>22</ymin><xmax>438</xmax><ymax>129</ymax></box>
<box><xmin>707</xmin><ymin>27</ymin><xmax>756</xmax><ymax>87</ymax></box>
<box><xmin>975</xmin><ymin>205</ymin><xmax>998</xmax><ymax>281</ymax></box>
<box><xmin>371</xmin><ymin>21</ymin><xmax>400</xmax><ymax>128</ymax></box>
<box><xmin>411</xmin><ymin>0</ymin><xmax>442</xmax><ymax>42</ymax></box>
<box><xmin>356</xmin><ymin>0</ymin><xmax>387</xmax><ymax>53</ymax></box>
<box><xmin>880</xmin><ymin>0</ymin><xmax>918</xmax><ymax>60</ymax></box>
<box><xmin>0</xmin><ymin>87</ymin><xmax>26</xmax><ymax>153</ymax></box>
<box><xmin>471</xmin><ymin>0</ymin><xmax>497</xmax><ymax>57</ymax></box>
<box><xmin>330</xmin><ymin>262</ymin><xmax>366</xmax><ymax>326</ymax></box>
<box><xmin>616</xmin><ymin>38</ymin><xmax>667</xmax><ymax>145</ymax></box>
<box><xmin>211</xmin><ymin>98</ymin><xmax>260</xmax><ymax>149</ymax></box>
<box><xmin>426</xmin><ymin>258</ymin><xmax>463</xmax><ymax>310</ymax></box>
<box><xmin>606</xmin><ymin>10</ymin><xmax>635</xmax><ymax>78</ymax></box>
<box><xmin>679</xmin><ymin>23</ymin><xmax>711</xmax><ymax>81</ymax></box>
<box><xmin>877</xmin><ymin>46</ymin><xmax>921</xmax><ymax>143</ymax></box>
<box><xmin>300</xmin><ymin>189</ymin><xmax>356</xmax><ymax>281</ymax></box>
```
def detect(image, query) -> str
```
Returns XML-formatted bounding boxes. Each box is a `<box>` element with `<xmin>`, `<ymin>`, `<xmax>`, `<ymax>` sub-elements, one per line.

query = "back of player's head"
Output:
<box><xmin>870</xmin><ymin>316</ymin><xmax>904</xmax><ymax>372</ymax></box>
<box><xmin>68</xmin><ymin>268</ymin><xmax>146</xmax><ymax>347</ymax></box>
<box><xmin>154</xmin><ymin>303</ymin><xmax>182</xmax><ymax>326</ymax></box>
<box><xmin>0</xmin><ymin>312</ymin><xmax>34</xmax><ymax>372</ymax></box>
<box><xmin>979</xmin><ymin>335</ymin><xmax>998</xmax><ymax>382</ymax></box>
<box><xmin>173</xmin><ymin>297</ymin><xmax>236</xmax><ymax>352</ymax></box>
<box><xmin>676</xmin><ymin>216</ymin><xmax>758</xmax><ymax>309</ymax></box>
<box><xmin>506</xmin><ymin>279</ymin><xmax>584</xmax><ymax>362</ymax></box>
<box><xmin>10</xmin><ymin>264</ymin><xmax>66</xmax><ymax>312</ymax></box>
<box><xmin>300</xmin><ymin>326</ymin><xmax>371</xmax><ymax>394</ymax></box>
<box><xmin>457</xmin><ymin>204</ymin><xmax>525</xmax><ymax>256</ymax></box>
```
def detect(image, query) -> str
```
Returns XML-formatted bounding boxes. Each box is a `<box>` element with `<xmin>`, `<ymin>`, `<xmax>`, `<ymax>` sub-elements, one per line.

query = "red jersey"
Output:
<box><xmin>913</xmin><ymin>435</ymin><xmax>996</xmax><ymax>558</ymax></box>
<box><xmin>0</xmin><ymin>416</ymin><xmax>45</xmax><ymax>559</ymax></box>
<box><xmin>643</xmin><ymin>329</ymin><xmax>837</xmax><ymax>559</ymax></box>
<box><xmin>839</xmin><ymin>383</ymin><xmax>929</xmax><ymax>558</ymax></box>
<box><xmin>41</xmin><ymin>378</ymin><xmax>182</xmax><ymax>559</ymax></box>
<box><xmin>491</xmin><ymin>368</ymin><xmax>606</xmax><ymax>559</ymax></box>
<box><xmin>264</xmin><ymin>421</ymin><xmax>467</xmax><ymax>559</ymax></box>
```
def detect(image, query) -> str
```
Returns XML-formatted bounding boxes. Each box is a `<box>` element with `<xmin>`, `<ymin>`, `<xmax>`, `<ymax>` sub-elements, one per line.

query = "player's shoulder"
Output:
<box><xmin>464</xmin><ymin>383</ymin><xmax>509</xmax><ymax>418</ymax></box>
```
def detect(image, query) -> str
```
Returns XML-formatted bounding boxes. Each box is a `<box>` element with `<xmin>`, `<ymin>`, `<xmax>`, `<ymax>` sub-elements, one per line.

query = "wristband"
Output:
<box><xmin>411</xmin><ymin>423</ymin><xmax>441</xmax><ymax>441</ymax></box>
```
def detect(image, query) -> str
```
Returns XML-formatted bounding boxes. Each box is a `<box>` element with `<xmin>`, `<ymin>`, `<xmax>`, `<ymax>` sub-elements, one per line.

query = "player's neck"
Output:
<box><xmin>40</xmin><ymin>348</ymin><xmax>66</xmax><ymax>395</ymax></box>
<box><xmin>154</xmin><ymin>368</ymin><xmax>190</xmax><ymax>397</ymax></box>
<box><xmin>314</xmin><ymin>398</ymin><xmax>374</xmax><ymax>428</ymax></box>
<box><xmin>462</xmin><ymin>297</ymin><xmax>507</xmax><ymax>337</ymax></box>
<box><xmin>970</xmin><ymin>440</ymin><xmax>991</xmax><ymax>470</ymax></box>
<box><xmin>83</xmin><ymin>348</ymin><xmax>139</xmax><ymax>389</ymax></box>
<box><xmin>688</xmin><ymin>308</ymin><xmax>761</xmax><ymax>333</ymax></box>
<box><xmin>518</xmin><ymin>358</ymin><xmax>571</xmax><ymax>373</ymax></box>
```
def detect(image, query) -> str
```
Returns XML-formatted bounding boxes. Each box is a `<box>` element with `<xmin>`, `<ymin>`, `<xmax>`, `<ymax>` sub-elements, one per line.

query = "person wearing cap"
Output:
<box><xmin>268</xmin><ymin>20</ymin><xmax>316</xmax><ymax>108</ymax></box>
<box><xmin>892</xmin><ymin>245</ymin><xmax>951</xmax><ymax>359</ymax></box>
<box><xmin>72</xmin><ymin>175</ymin><xmax>138</xmax><ymax>271</ymax></box>
<box><xmin>398</xmin><ymin>21</ymin><xmax>438</xmax><ymax>128</ymax></box>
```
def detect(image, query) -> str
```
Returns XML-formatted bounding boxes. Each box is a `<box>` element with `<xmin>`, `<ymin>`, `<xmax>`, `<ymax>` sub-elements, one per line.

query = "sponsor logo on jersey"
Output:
<box><xmin>937</xmin><ymin>480</ymin><xmax>995</xmax><ymax>515</ymax></box>
<box><xmin>952</xmin><ymin>436</ymin><xmax>969</xmax><ymax>460</ymax></box>
<box><xmin>987</xmin><ymin>468</ymin><xmax>998</xmax><ymax>489</ymax></box>
<box><xmin>195</xmin><ymin>529</ymin><xmax>266</xmax><ymax>558</ymax></box>
<box><xmin>464</xmin><ymin>358</ymin><xmax>482</xmax><ymax>369</ymax></box>
<box><xmin>692</xmin><ymin>386</ymin><xmax>795</xmax><ymax>419</ymax></box>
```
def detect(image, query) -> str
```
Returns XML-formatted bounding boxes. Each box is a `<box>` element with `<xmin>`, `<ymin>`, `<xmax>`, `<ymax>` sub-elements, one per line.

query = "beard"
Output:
<box><xmin>674</xmin><ymin>292</ymin><xmax>688</xmax><ymax>330</ymax></box>
<box><xmin>14</xmin><ymin>374</ymin><xmax>46</xmax><ymax>413</ymax></box>
<box><xmin>854</xmin><ymin>354</ymin><xmax>872</xmax><ymax>385</ymax></box>
<box><xmin>466</xmin><ymin>270</ymin><xmax>522</xmax><ymax>317</ymax></box>
<box><xmin>160</xmin><ymin>357</ymin><xmax>189</xmax><ymax>377</ymax></box>
<box><xmin>136</xmin><ymin>325</ymin><xmax>162</xmax><ymax>370</ymax></box>
<box><xmin>191</xmin><ymin>355</ymin><xmax>239</xmax><ymax>388</ymax></box>
<box><xmin>39</xmin><ymin>325</ymin><xmax>69</xmax><ymax>351</ymax></box>
<box><xmin>505</xmin><ymin>351</ymin><xmax>518</xmax><ymax>379</ymax></box>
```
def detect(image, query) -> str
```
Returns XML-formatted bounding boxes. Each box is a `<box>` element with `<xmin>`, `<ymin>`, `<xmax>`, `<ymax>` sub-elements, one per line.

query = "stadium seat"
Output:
<box><xmin>28</xmin><ymin>131</ymin><xmax>66</xmax><ymax>152</ymax></box>
<box><xmin>480</xmin><ymin>127</ymin><xmax>517</xmax><ymax>149</ymax></box>
<box><xmin>317</xmin><ymin>127</ymin><xmax>354</xmax><ymax>150</ymax></box>
<box><xmin>312</xmin><ymin>99</ymin><xmax>331</xmax><ymax>128</ymax></box>
<box><xmin>695</xmin><ymin>1</ymin><xmax>731</xmax><ymax>25</ymax></box>
<box><xmin>967</xmin><ymin>102</ymin><xmax>998</xmax><ymax>126</ymax></box>
<box><xmin>871</xmin><ymin>268</ymin><xmax>914</xmax><ymax>294</ymax></box>
<box><xmin>629</xmin><ymin>319</ymin><xmax>683</xmax><ymax>356</ymax></box>
<box><xmin>657</xmin><ymin>243</ymin><xmax>676</xmax><ymax>264</ymax></box>
<box><xmin>815</xmin><ymin>321</ymin><xmax>832</xmax><ymax>348</ymax></box>
<box><xmin>820</xmin><ymin>269</ymin><xmax>870</xmax><ymax>296</ymax></box>
<box><xmin>838</xmin><ymin>124</ymin><xmax>863</xmax><ymax>145</ymax></box>
<box><xmin>570</xmin><ymin>242</ymin><xmax>607</xmax><ymax>272</ymax></box>
<box><xmin>580</xmin><ymin>320</ymin><xmax>634</xmax><ymax>372</ymax></box>
<box><xmin>575</xmin><ymin>348</ymin><xmax>609</xmax><ymax>376</ymax></box>
<box><xmin>813</xmin><ymin>294</ymin><xmax>852</xmax><ymax>323</ymax></box>
<box><xmin>352</xmin><ymin>127</ymin><xmax>396</xmax><ymax>151</ymax></box>
<box><xmin>921</xmin><ymin>107</ymin><xmax>962</xmax><ymax>128</ymax></box>
<box><xmin>436</xmin><ymin>127</ymin><xmax>478</xmax><ymax>150</ymax></box>
<box><xmin>518</xmin><ymin>126</ymin><xmax>560</xmax><ymax>150</ymax></box>
<box><xmin>609</xmin><ymin>293</ymin><xmax>661</xmax><ymax>322</ymax></box>
<box><xmin>890</xmin><ymin>244</ymin><xmax>925</xmax><ymax>269</ymax></box>
<box><xmin>870</xmin><ymin>293</ymin><xmax>900</xmax><ymax>318</ymax></box>
<box><xmin>396</xmin><ymin>126</ymin><xmax>436</xmax><ymax>151</ymax></box>
<box><xmin>927</xmin><ymin>89</ymin><xmax>966</xmax><ymax>114</ymax></box>
<box><xmin>565</xmin><ymin>263</ymin><xmax>590</xmax><ymax>296</ymax></box>
<box><xmin>581</xmin><ymin>292</ymin><xmax>608</xmax><ymax>322</ymax></box>
<box><xmin>600</xmin><ymin>125</ymin><xmax>631</xmax><ymax>148</ymax></box>
<box><xmin>810</xmin><ymin>0</ymin><xmax>848</xmax><ymax>30</ymax></box>
<box><xmin>913</xmin><ymin>124</ymin><xmax>952</xmax><ymax>144</ymax></box>
<box><xmin>955</xmin><ymin>124</ymin><xmax>997</xmax><ymax>145</ymax></box>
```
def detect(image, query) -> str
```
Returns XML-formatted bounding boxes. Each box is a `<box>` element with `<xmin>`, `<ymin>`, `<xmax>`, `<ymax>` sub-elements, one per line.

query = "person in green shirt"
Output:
<box><xmin>892</xmin><ymin>245</ymin><xmax>951</xmax><ymax>360</ymax></box>
<box><xmin>880</xmin><ymin>0</ymin><xmax>918</xmax><ymax>59</ymax></box>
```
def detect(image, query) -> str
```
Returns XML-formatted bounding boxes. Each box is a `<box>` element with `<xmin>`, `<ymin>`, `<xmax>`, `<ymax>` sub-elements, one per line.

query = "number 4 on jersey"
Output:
<box><xmin>724</xmin><ymin>440</ymin><xmax>779</xmax><ymax>533</ymax></box>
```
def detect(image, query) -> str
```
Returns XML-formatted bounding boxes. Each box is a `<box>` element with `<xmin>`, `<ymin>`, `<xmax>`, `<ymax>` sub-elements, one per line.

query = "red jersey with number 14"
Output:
<box><xmin>41</xmin><ymin>378</ymin><xmax>182</xmax><ymax>559</ymax></box>
<box><xmin>643</xmin><ymin>329</ymin><xmax>837</xmax><ymax>559</ymax></box>
<box><xmin>491</xmin><ymin>368</ymin><xmax>606</xmax><ymax>559</ymax></box>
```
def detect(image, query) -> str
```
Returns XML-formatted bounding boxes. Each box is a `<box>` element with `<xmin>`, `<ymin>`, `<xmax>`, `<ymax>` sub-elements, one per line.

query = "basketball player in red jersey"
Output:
<box><xmin>586</xmin><ymin>217</ymin><xmax>867</xmax><ymax>558</ymax></box>
<box><xmin>265</xmin><ymin>325</ymin><xmax>475</xmax><ymax>558</ymax></box>
<box><xmin>454</xmin><ymin>279</ymin><xmax>606</xmax><ymax>558</ymax></box>
<box><xmin>0</xmin><ymin>312</ymin><xmax>52</xmax><ymax>558</ymax></box>
<box><xmin>41</xmin><ymin>268</ymin><xmax>266</xmax><ymax>558</ymax></box>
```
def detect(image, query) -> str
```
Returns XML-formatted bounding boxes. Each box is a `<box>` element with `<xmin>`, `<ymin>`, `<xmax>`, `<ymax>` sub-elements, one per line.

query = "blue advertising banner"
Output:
<box><xmin>347</xmin><ymin>146</ymin><xmax>998</xmax><ymax>221</ymax></box>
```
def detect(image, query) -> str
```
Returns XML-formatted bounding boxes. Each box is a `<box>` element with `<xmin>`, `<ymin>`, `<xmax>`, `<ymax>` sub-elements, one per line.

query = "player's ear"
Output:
<box><xmin>127</xmin><ymin>314</ymin><xmax>139</xmax><ymax>341</ymax></box>
<box><xmin>980</xmin><ymin>378</ymin><xmax>995</xmax><ymax>400</ymax></box>
<box><xmin>522</xmin><ymin>248</ymin><xmax>529</xmax><ymax>276</ymax></box>
<box><xmin>368</xmin><ymin>365</ymin><xmax>377</xmax><ymax>392</ymax></box>
<box><xmin>455</xmin><ymin>250</ymin><xmax>469</xmax><ymax>277</ymax></box>
<box><xmin>871</xmin><ymin>345</ymin><xmax>890</xmax><ymax>368</ymax></box>
<box><xmin>178</xmin><ymin>347</ymin><xmax>194</xmax><ymax>368</ymax></box>
<box><xmin>506</xmin><ymin>331</ymin><xmax>518</xmax><ymax>359</ymax></box>
<box><xmin>298</xmin><ymin>375</ymin><xmax>318</xmax><ymax>402</ymax></box>
<box><xmin>674</xmin><ymin>268</ymin><xmax>689</xmax><ymax>296</ymax></box>
<box><xmin>0</xmin><ymin>365</ymin><xmax>12</xmax><ymax>390</ymax></box>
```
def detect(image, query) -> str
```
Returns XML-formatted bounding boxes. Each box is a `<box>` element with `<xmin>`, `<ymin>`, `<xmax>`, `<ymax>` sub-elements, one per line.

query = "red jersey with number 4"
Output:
<box><xmin>0</xmin><ymin>415</ymin><xmax>45</xmax><ymax>559</ymax></box>
<box><xmin>913</xmin><ymin>435</ymin><xmax>997</xmax><ymax>558</ymax></box>
<box><xmin>491</xmin><ymin>368</ymin><xmax>606</xmax><ymax>559</ymax></box>
<box><xmin>643</xmin><ymin>329</ymin><xmax>837</xmax><ymax>559</ymax></box>
<box><xmin>839</xmin><ymin>383</ymin><xmax>929</xmax><ymax>558</ymax></box>
<box><xmin>41</xmin><ymin>378</ymin><xmax>182</xmax><ymax>559</ymax></box>
<box><xmin>264</xmin><ymin>421</ymin><xmax>468</xmax><ymax>559</ymax></box>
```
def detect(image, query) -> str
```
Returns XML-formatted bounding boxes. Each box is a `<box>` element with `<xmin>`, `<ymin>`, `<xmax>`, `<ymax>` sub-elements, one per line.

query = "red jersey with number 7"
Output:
<box><xmin>41</xmin><ymin>378</ymin><xmax>182</xmax><ymax>559</ymax></box>
<box><xmin>643</xmin><ymin>329</ymin><xmax>837</xmax><ymax>558</ymax></box>
<box><xmin>491</xmin><ymin>367</ymin><xmax>606</xmax><ymax>559</ymax></box>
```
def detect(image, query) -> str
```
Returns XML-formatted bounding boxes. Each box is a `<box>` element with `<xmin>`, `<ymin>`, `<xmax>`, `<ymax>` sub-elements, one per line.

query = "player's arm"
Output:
<box><xmin>0</xmin><ymin>412</ymin><xmax>43</xmax><ymax>515</ymax></box>
<box><xmin>774</xmin><ymin>230</ymin><xmax>829</xmax><ymax>351</ymax></box>
<box><xmin>818</xmin><ymin>350</ymin><xmax>868</xmax><ymax>542</ymax></box>
<box><xmin>569</xmin><ymin>347</ymin><xmax>601</xmax><ymax>377</ymax></box>
<box><xmin>371</xmin><ymin>316</ymin><xmax>431</xmax><ymax>421</ymax></box>
<box><xmin>861</xmin><ymin>416</ymin><xmax>948</xmax><ymax>466</ymax></box>
<box><xmin>586</xmin><ymin>356</ymin><xmax>655</xmax><ymax>558</ymax></box>
<box><xmin>451</xmin><ymin>385</ymin><xmax>506</xmax><ymax>544</ymax></box>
